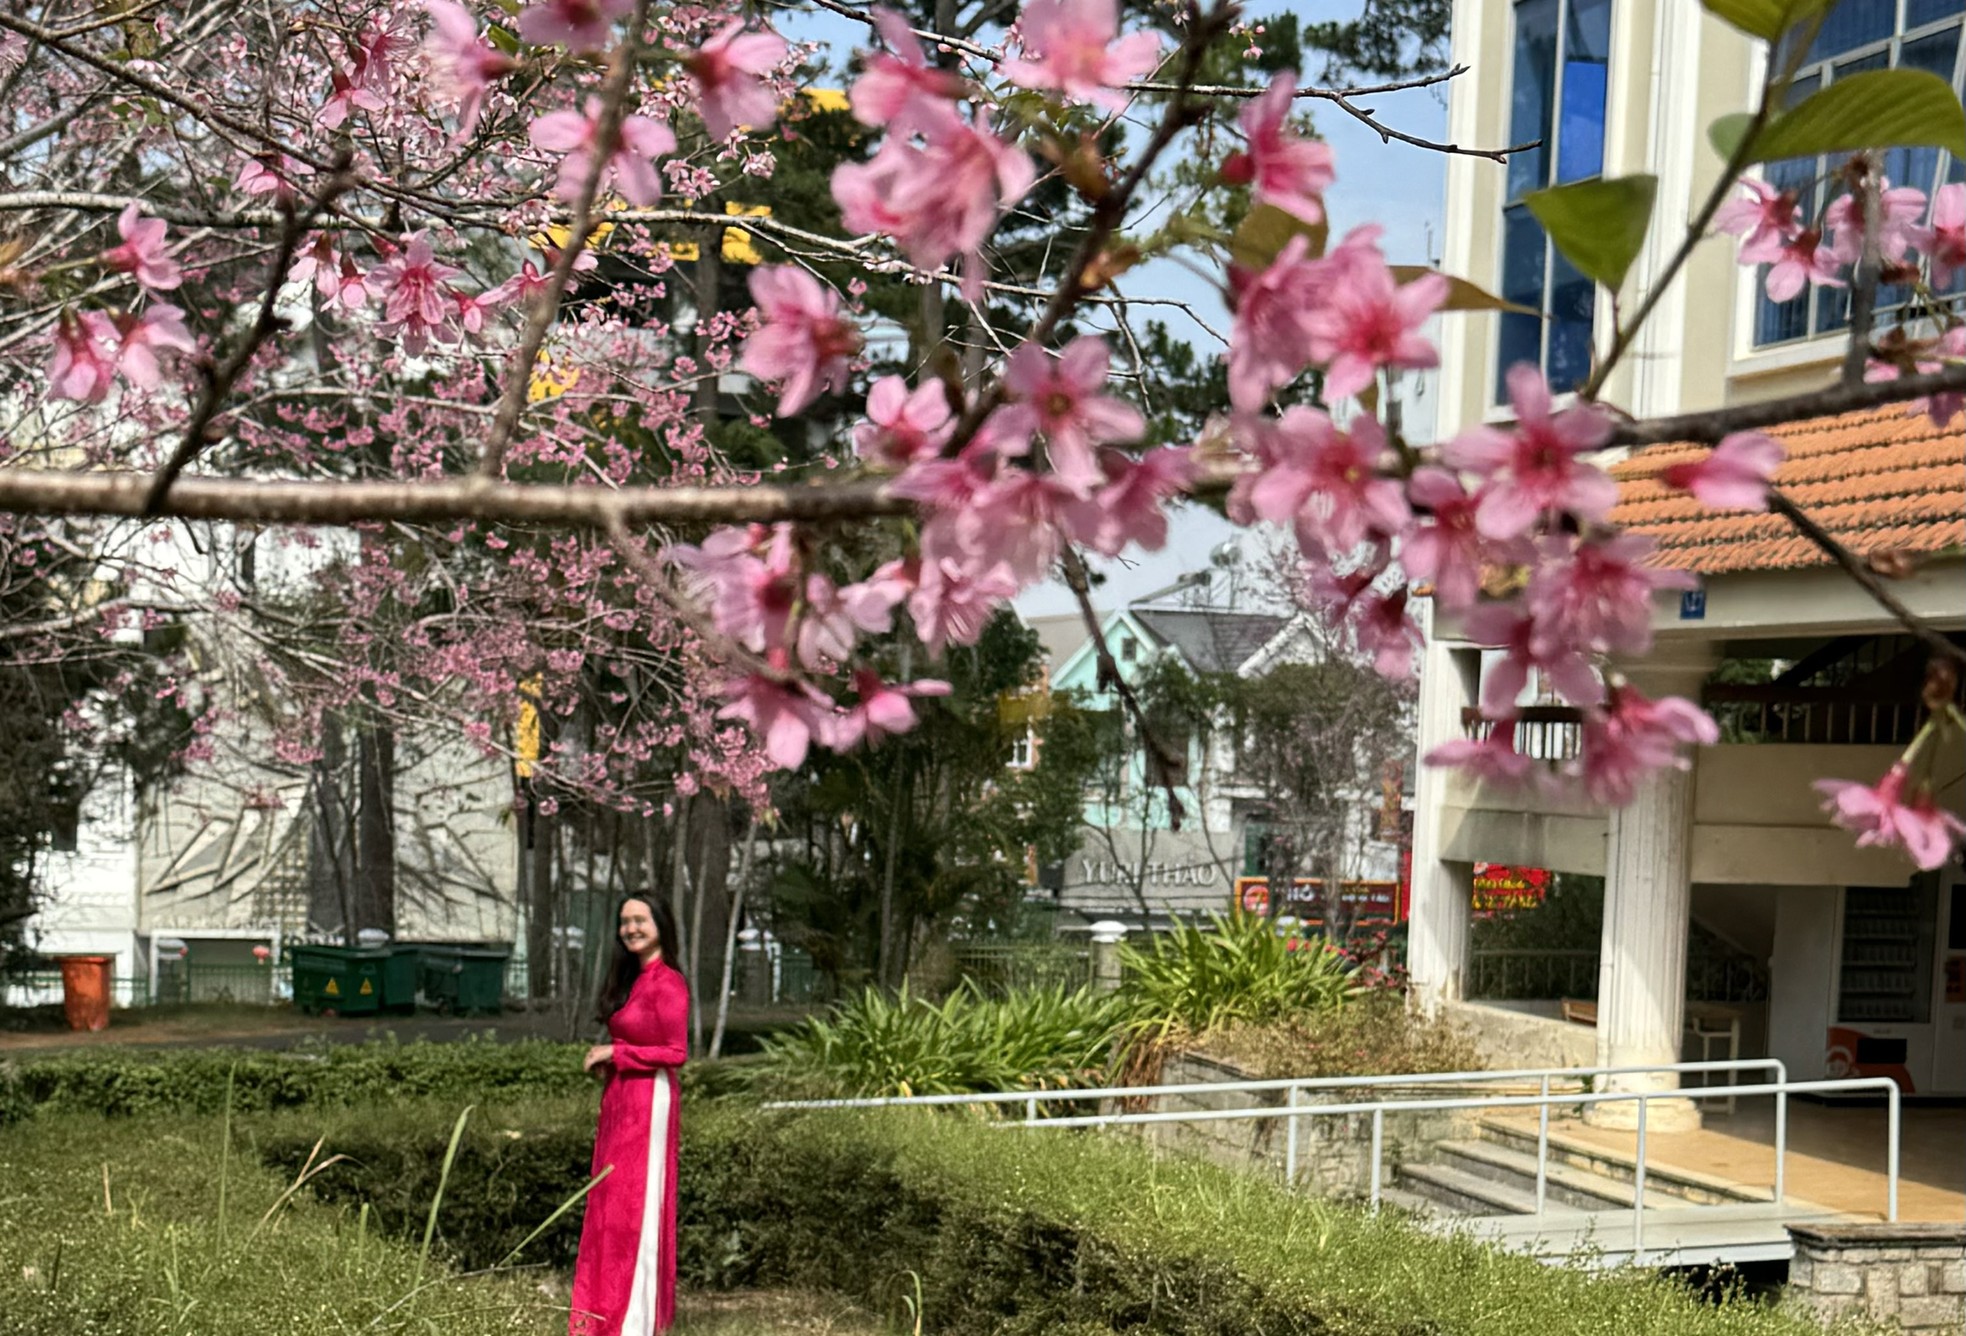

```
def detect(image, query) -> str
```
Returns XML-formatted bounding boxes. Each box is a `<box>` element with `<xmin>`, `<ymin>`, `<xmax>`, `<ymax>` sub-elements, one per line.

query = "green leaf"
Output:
<box><xmin>1388</xmin><ymin>266</ymin><xmax>1541</xmax><ymax>316</ymax></box>
<box><xmin>1699</xmin><ymin>0</ymin><xmax>1834</xmax><ymax>42</ymax></box>
<box><xmin>1708</xmin><ymin>111</ymin><xmax>1756</xmax><ymax>161</ymax></box>
<box><xmin>1747</xmin><ymin>69</ymin><xmax>1966</xmax><ymax>164</ymax></box>
<box><xmin>1522</xmin><ymin>174</ymin><xmax>1659</xmax><ymax>292</ymax></box>
<box><xmin>1228</xmin><ymin>204</ymin><xmax>1327</xmax><ymax>270</ymax></box>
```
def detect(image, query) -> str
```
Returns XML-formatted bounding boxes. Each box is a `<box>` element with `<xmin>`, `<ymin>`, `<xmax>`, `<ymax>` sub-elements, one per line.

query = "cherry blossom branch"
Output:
<box><xmin>1060</xmin><ymin>545</ymin><xmax>1187</xmax><ymax>830</ymax></box>
<box><xmin>1765</xmin><ymin>490</ymin><xmax>1966</xmax><ymax>671</ymax></box>
<box><xmin>476</xmin><ymin>0</ymin><xmax>656</xmax><ymax>481</ymax></box>
<box><xmin>3</xmin><ymin>364</ymin><xmax>1960</xmax><ymax>527</ymax></box>
<box><xmin>1840</xmin><ymin>161</ymin><xmax>1884</xmax><ymax>387</ymax></box>
<box><xmin>143</xmin><ymin>154</ymin><xmax>356</xmax><ymax>515</ymax></box>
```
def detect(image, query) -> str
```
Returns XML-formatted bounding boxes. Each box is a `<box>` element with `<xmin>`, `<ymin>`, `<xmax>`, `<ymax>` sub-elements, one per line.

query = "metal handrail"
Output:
<box><xmin>768</xmin><ymin>1058</ymin><xmax>1795</xmax><ymax>1207</ymax></box>
<box><xmin>1007</xmin><ymin>1075</ymin><xmax>1901</xmax><ymax>1261</ymax></box>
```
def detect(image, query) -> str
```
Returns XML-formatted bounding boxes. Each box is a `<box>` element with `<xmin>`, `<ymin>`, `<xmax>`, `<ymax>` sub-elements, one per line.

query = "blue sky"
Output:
<box><xmin>775</xmin><ymin>1</ymin><xmax>1454</xmax><ymax>617</ymax></box>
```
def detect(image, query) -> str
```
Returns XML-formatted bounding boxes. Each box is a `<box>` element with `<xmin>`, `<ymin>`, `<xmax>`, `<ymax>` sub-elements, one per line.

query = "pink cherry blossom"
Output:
<box><xmin>1763</xmin><ymin>228</ymin><xmax>1845</xmax><ymax>303</ymax></box>
<box><xmin>425</xmin><ymin>0</ymin><xmax>517</xmax><ymax>139</ymax></box>
<box><xmin>1425</xmin><ymin>721</ymin><xmax>1537</xmax><ymax>787</ymax></box>
<box><xmin>1247</xmin><ymin>408</ymin><xmax>1409</xmax><ymax>557</ymax></box>
<box><xmin>1815</xmin><ymin>762</ymin><xmax>1966</xmax><ymax>871</ymax></box>
<box><xmin>292</xmin><ymin>237</ymin><xmax>373</xmax><ymax>313</ymax></box>
<box><xmin>1714</xmin><ymin>177</ymin><xmax>1801</xmax><ymax>261</ymax></box>
<box><xmin>993</xmin><ymin>336</ymin><xmax>1145</xmax><ymax>494</ymax></box>
<box><xmin>687</xmin><ymin>21</ymin><xmax>789</xmax><ymax>140</ymax></box>
<box><xmin>850</xmin><ymin>8</ymin><xmax>964</xmax><ymax>131</ymax></box>
<box><xmin>46</xmin><ymin>312</ymin><xmax>120</xmax><ymax>403</ymax></box>
<box><xmin>103</xmin><ymin>204</ymin><xmax>181</xmax><ymax>292</ymax></box>
<box><xmin>1659</xmin><ymin>431</ymin><xmax>1784</xmax><ymax>511</ymax></box>
<box><xmin>796</xmin><ymin>566</ymin><xmax>911</xmax><ymax>669</ymax></box>
<box><xmin>739</xmin><ymin>265</ymin><xmax>860</xmax><ymax>416</ymax></box>
<box><xmin>1226</xmin><ymin>234</ymin><xmax>1324</xmax><ymax>412</ymax></box>
<box><xmin>1401</xmin><ymin>466</ymin><xmax>1488</xmax><ymax>611</ymax></box>
<box><xmin>528</xmin><ymin>96</ymin><xmax>675</xmax><ymax>206</ymax></box>
<box><xmin>830</xmin><ymin>671</ymin><xmax>953</xmax><ymax>749</ymax></box>
<box><xmin>235</xmin><ymin>154</ymin><xmax>311</xmax><ymax>198</ymax></box>
<box><xmin>1000</xmin><ymin>0</ymin><xmax>1161</xmax><ymax>111</ymax></box>
<box><xmin>1223</xmin><ymin>70</ymin><xmax>1334</xmax><ymax>224</ymax></box>
<box><xmin>853</xmin><ymin>375</ymin><xmax>953</xmax><ymax>470</ymax></box>
<box><xmin>832</xmin><ymin>115</ymin><xmax>1033</xmax><ymax>296</ymax></box>
<box><xmin>1353</xmin><ymin>588</ymin><xmax>1423</xmax><ymax>679</ymax></box>
<box><xmin>113</xmin><ymin>304</ymin><xmax>198</xmax><ymax>389</ymax></box>
<box><xmin>1866</xmin><ymin>324</ymin><xmax>1965</xmax><ymax>428</ymax></box>
<box><xmin>1573</xmin><ymin>687</ymin><xmax>1718</xmax><ymax>806</ymax></box>
<box><xmin>946</xmin><ymin>469</ymin><xmax>1081</xmax><ymax>582</ymax></box>
<box><xmin>1067</xmin><ymin>446</ymin><xmax>1195</xmax><ymax>555</ymax></box>
<box><xmin>1304</xmin><ymin>234</ymin><xmax>1445</xmax><ymax>401</ymax></box>
<box><xmin>318</xmin><ymin>67</ymin><xmax>385</xmax><ymax>129</ymax></box>
<box><xmin>1911</xmin><ymin>183</ymin><xmax>1965</xmax><ymax>287</ymax></box>
<box><xmin>908</xmin><ymin>557</ymin><xmax>1018</xmax><ymax>655</ymax></box>
<box><xmin>1527</xmin><ymin>532</ymin><xmax>1695</xmax><ymax>660</ymax></box>
<box><xmin>1466</xmin><ymin>599</ymin><xmax>1603</xmax><ymax>716</ymax></box>
<box><xmin>1442</xmin><ymin>363</ymin><xmax>1617</xmax><ymax>539</ymax></box>
<box><xmin>667</xmin><ymin>525</ymin><xmax>799</xmax><ymax>654</ymax></box>
<box><xmin>1824</xmin><ymin>180</ymin><xmax>1928</xmax><ymax>265</ymax></box>
<box><xmin>717</xmin><ymin>673</ymin><xmax>838</xmax><ymax>769</ymax></box>
<box><xmin>516</xmin><ymin>0</ymin><xmax>630</xmax><ymax>51</ymax></box>
<box><xmin>369</xmin><ymin>234</ymin><xmax>460</xmax><ymax>354</ymax></box>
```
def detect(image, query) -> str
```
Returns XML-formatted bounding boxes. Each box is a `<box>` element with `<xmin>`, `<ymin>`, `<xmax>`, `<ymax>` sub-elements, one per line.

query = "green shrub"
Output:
<box><xmin>757</xmin><ymin>982</ymin><xmax>1125</xmax><ymax>1098</ymax></box>
<box><xmin>1</xmin><ymin>1037</ymin><xmax>597</xmax><ymax>1118</ymax></box>
<box><xmin>1117</xmin><ymin>911</ymin><xmax>1360</xmax><ymax>1039</ymax></box>
<box><xmin>257</xmin><ymin>1095</ymin><xmax>600</xmax><ymax>1272</ymax></box>
<box><xmin>678</xmin><ymin>1108</ymin><xmax>1838</xmax><ymax>1336</ymax></box>
<box><xmin>1192</xmin><ymin>990</ymin><xmax>1483</xmax><ymax>1080</ymax></box>
<box><xmin>277</xmin><ymin>1098</ymin><xmax>1839</xmax><ymax>1336</ymax></box>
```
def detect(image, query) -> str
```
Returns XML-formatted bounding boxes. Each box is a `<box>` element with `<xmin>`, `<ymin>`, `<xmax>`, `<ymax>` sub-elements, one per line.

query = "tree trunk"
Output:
<box><xmin>307</xmin><ymin>712</ymin><xmax>353</xmax><ymax>938</ymax></box>
<box><xmin>352</xmin><ymin>719</ymin><xmax>395</xmax><ymax>939</ymax></box>
<box><xmin>687</xmin><ymin>795</ymin><xmax>733</xmax><ymax>1050</ymax></box>
<box><xmin>526</xmin><ymin>796</ymin><xmax>555</xmax><ymax>1002</ymax></box>
<box><xmin>710</xmin><ymin>816</ymin><xmax>758</xmax><ymax>1060</ymax></box>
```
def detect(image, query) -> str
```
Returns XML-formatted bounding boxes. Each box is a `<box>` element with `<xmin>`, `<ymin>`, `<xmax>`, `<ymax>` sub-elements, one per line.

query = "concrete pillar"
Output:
<box><xmin>1409</xmin><ymin>608</ymin><xmax>1482</xmax><ymax>1013</ymax></box>
<box><xmin>1089</xmin><ymin>920</ymin><xmax>1128</xmax><ymax>992</ymax></box>
<box><xmin>1588</xmin><ymin>644</ymin><xmax>1718</xmax><ymax>1132</ymax></box>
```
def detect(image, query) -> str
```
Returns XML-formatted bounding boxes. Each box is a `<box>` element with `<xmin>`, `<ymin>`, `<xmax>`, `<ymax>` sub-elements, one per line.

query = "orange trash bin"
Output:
<box><xmin>55</xmin><ymin>955</ymin><xmax>113</xmax><ymax>1032</ymax></box>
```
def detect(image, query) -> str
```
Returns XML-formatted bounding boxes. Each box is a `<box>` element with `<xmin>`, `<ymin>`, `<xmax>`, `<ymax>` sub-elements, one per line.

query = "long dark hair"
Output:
<box><xmin>594</xmin><ymin>893</ymin><xmax>683</xmax><ymax>1024</ymax></box>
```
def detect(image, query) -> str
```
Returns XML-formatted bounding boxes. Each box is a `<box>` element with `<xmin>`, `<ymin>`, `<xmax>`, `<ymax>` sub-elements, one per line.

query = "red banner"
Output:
<box><xmin>1471</xmin><ymin>863</ymin><xmax>1550</xmax><ymax>914</ymax></box>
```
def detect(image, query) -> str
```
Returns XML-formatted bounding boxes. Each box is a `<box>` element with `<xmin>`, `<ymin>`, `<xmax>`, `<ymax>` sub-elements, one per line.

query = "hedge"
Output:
<box><xmin>264</xmin><ymin>1100</ymin><xmax>1844</xmax><ymax>1336</ymax></box>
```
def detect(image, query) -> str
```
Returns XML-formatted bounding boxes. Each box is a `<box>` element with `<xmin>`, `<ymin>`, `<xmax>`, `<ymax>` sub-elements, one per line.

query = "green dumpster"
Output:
<box><xmin>291</xmin><ymin>945</ymin><xmax>419</xmax><ymax>1017</ymax></box>
<box><xmin>417</xmin><ymin>944</ymin><xmax>511</xmax><ymax>1016</ymax></box>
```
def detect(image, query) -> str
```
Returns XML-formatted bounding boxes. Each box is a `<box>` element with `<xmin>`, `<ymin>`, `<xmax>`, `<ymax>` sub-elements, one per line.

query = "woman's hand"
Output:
<box><xmin>583</xmin><ymin>1044</ymin><xmax>615</xmax><ymax>1076</ymax></box>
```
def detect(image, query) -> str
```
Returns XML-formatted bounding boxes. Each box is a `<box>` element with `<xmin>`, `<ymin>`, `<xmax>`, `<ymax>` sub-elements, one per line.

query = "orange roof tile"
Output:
<box><xmin>1608</xmin><ymin>406</ymin><xmax>1965</xmax><ymax>576</ymax></box>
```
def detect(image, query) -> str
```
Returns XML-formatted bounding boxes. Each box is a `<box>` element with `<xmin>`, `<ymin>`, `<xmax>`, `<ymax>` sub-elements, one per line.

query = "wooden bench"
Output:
<box><xmin>1561</xmin><ymin>998</ymin><xmax>1597</xmax><ymax>1027</ymax></box>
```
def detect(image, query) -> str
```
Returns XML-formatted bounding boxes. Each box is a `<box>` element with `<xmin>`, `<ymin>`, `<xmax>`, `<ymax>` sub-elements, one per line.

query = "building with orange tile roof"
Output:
<box><xmin>1403</xmin><ymin>0</ymin><xmax>1966</xmax><ymax>1148</ymax></box>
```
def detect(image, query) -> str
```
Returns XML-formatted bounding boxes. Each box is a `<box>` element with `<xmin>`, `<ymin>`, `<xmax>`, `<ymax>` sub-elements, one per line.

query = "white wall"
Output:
<box><xmin>29</xmin><ymin>768</ymin><xmax>140</xmax><ymax>977</ymax></box>
<box><xmin>1768</xmin><ymin>886</ymin><xmax>1839</xmax><ymax>1082</ymax></box>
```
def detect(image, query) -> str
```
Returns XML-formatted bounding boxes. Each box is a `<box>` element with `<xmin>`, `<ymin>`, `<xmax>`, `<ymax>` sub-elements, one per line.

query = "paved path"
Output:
<box><xmin>1430</xmin><ymin>1201</ymin><xmax>1853</xmax><ymax>1268</ymax></box>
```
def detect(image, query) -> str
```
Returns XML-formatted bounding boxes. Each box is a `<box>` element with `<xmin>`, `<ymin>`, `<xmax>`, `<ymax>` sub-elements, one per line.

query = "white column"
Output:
<box><xmin>1588</xmin><ymin>645</ymin><xmax>1718</xmax><ymax>1132</ymax></box>
<box><xmin>1408</xmin><ymin>607</ymin><xmax>1481</xmax><ymax>1013</ymax></box>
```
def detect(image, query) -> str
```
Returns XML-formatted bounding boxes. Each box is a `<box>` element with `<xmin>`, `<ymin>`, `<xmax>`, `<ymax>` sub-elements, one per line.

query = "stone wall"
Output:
<box><xmin>1135</xmin><ymin>1054</ymin><xmax>1479</xmax><ymax>1200</ymax></box>
<box><xmin>1785</xmin><ymin>1223</ymin><xmax>1966</xmax><ymax>1334</ymax></box>
<box><xmin>1443</xmin><ymin>999</ymin><xmax>1597</xmax><ymax>1071</ymax></box>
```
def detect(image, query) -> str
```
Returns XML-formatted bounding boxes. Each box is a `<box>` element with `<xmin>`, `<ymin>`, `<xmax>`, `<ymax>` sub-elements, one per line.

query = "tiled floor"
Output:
<box><xmin>1492</xmin><ymin>1101</ymin><xmax>1966</xmax><ymax>1223</ymax></box>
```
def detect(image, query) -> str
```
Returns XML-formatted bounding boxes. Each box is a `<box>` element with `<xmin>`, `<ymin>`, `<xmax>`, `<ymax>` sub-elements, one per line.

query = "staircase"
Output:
<box><xmin>1385</xmin><ymin>1115</ymin><xmax>1771</xmax><ymax>1219</ymax></box>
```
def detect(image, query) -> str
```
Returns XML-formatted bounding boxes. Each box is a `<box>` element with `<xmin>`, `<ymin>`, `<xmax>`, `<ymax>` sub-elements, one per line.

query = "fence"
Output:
<box><xmin>1470</xmin><ymin>948</ymin><xmax>1769</xmax><ymax>1004</ymax></box>
<box><xmin>1</xmin><ymin>964</ymin><xmax>293</xmax><ymax>1008</ymax></box>
<box><xmin>947</xmin><ymin>942</ymin><xmax>1093</xmax><ymax>997</ymax></box>
<box><xmin>772</xmin><ymin>1060</ymin><xmax>1902</xmax><ymax>1263</ymax></box>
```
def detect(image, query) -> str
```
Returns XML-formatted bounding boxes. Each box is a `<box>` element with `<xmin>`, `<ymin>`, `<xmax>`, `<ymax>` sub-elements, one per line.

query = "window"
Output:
<box><xmin>1119</xmin><ymin>635</ymin><xmax>1138</xmax><ymax>664</ymax></box>
<box><xmin>1496</xmin><ymin>0</ymin><xmax>1612</xmax><ymax>401</ymax></box>
<box><xmin>1008</xmin><ymin>728</ymin><xmax>1033</xmax><ymax>768</ymax></box>
<box><xmin>1754</xmin><ymin>2</ymin><xmax>1966</xmax><ymax>347</ymax></box>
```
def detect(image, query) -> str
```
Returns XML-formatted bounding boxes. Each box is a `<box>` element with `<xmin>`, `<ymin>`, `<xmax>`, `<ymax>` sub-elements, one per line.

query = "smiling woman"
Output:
<box><xmin>571</xmin><ymin>895</ymin><xmax>690</xmax><ymax>1336</ymax></box>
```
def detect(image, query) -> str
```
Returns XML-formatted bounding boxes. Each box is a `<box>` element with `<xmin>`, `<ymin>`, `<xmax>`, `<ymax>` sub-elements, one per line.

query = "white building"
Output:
<box><xmin>1407</xmin><ymin>0</ymin><xmax>1966</xmax><ymax>1119</ymax></box>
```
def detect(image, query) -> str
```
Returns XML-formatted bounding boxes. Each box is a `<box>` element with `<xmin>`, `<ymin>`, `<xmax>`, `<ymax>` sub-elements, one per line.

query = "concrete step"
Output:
<box><xmin>1437</xmin><ymin>1139</ymin><xmax>1682</xmax><ymax>1212</ymax></box>
<box><xmin>1396</xmin><ymin>1162</ymin><xmax>1544</xmax><ymax>1216</ymax></box>
<box><xmin>1476</xmin><ymin>1117</ymin><xmax>1772</xmax><ymax>1206</ymax></box>
<box><xmin>1375</xmin><ymin>1185</ymin><xmax>1441</xmax><ymax>1218</ymax></box>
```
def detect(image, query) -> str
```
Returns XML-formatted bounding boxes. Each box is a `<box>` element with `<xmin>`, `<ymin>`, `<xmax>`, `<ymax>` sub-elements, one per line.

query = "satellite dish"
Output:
<box><xmin>1210</xmin><ymin>540</ymin><xmax>1241</xmax><ymax>569</ymax></box>
<box><xmin>356</xmin><ymin>928</ymin><xmax>391</xmax><ymax>948</ymax></box>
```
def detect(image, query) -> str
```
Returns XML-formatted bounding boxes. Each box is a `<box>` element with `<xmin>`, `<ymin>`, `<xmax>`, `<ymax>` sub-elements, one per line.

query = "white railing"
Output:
<box><xmin>769</xmin><ymin>1061</ymin><xmax>1904</xmax><ymax>1261</ymax></box>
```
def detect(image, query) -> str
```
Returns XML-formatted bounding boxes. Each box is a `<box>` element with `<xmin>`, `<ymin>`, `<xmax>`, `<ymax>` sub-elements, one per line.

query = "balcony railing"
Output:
<box><xmin>1703</xmin><ymin>684</ymin><xmax>1938</xmax><ymax>747</ymax></box>
<box><xmin>1458</xmin><ymin>706</ymin><xmax>1583</xmax><ymax>764</ymax></box>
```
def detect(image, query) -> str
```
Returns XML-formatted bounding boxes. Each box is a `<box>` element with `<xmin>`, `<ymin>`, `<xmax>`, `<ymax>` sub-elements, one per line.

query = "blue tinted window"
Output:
<box><xmin>1496</xmin><ymin>207</ymin><xmax>1549</xmax><ymax>399</ymax></box>
<box><xmin>1557</xmin><ymin>0</ymin><xmax>1611</xmax><ymax>181</ymax></box>
<box><xmin>1809</xmin><ymin>0</ymin><xmax>1897</xmax><ymax>62</ymax></box>
<box><xmin>1509</xmin><ymin>0</ymin><xmax>1560</xmax><ymax>201</ymax></box>
<box><xmin>1546</xmin><ymin>248</ymin><xmax>1596</xmax><ymax>393</ymax></box>
<box><xmin>1753</xmin><ymin>7</ymin><xmax>1966</xmax><ymax>348</ymax></box>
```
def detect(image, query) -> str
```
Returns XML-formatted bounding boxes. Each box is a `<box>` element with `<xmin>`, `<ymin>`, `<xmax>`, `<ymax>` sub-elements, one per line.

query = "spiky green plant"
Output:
<box><xmin>1116</xmin><ymin>912</ymin><xmax>1361</xmax><ymax>1042</ymax></box>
